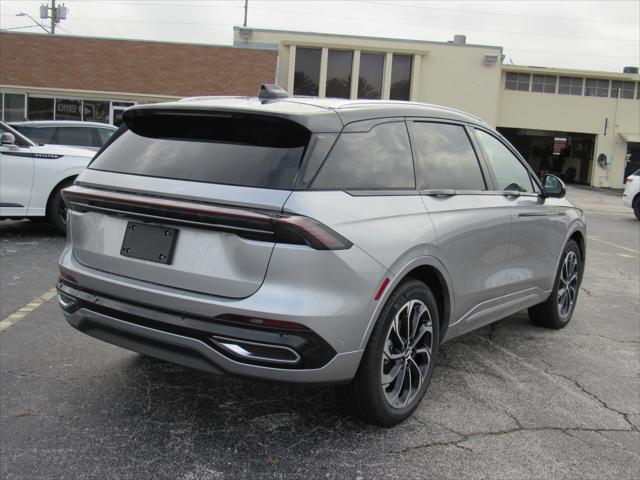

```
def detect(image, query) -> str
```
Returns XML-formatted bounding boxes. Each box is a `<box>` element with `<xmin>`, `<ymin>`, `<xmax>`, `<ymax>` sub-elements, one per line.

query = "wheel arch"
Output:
<box><xmin>359</xmin><ymin>256</ymin><xmax>454</xmax><ymax>350</ymax></box>
<box><xmin>45</xmin><ymin>175</ymin><xmax>77</xmax><ymax>214</ymax></box>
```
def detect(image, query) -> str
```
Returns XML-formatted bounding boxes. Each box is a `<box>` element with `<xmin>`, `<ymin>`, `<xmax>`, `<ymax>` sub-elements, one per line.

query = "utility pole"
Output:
<box><xmin>36</xmin><ymin>1</ymin><xmax>69</xmax><ymax>34</ymax></box>
<box><xmin>243</xmin><ymin>0</ymin><xmax>248</xmax><ymax>27</ymax></box>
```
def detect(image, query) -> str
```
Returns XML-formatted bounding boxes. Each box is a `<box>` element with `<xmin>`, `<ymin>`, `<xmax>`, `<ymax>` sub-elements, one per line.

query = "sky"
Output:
<box><xmin>1</xmin><ymin>0</ymin><xmax>639</xmax><ymax>73</ymax></box>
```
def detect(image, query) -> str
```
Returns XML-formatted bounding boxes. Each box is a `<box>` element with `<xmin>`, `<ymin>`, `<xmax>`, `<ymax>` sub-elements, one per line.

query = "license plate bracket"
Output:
<box><xmin>120</xmin><ymin>222</ymin><xmax>178</xmax><ymax>265</ymax></box>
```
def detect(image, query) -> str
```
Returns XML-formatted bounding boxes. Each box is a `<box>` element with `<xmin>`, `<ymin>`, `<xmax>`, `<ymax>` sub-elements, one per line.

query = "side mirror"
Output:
<box><xmin>1</xmin><ymin>132</ymin><xmax>16</xmax><ymax>146</ymax></box>
<box><xmin>542</xmin><ymin>174</ymin><xmax>566</xmax><ymax>198</ymax></box>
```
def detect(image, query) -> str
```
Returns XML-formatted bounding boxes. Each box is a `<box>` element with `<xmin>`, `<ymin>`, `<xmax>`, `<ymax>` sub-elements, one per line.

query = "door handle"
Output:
<box><xmin>421</xmin><ymin>189</ymin><xmax>456</xmax><ymax>197</ymax></box>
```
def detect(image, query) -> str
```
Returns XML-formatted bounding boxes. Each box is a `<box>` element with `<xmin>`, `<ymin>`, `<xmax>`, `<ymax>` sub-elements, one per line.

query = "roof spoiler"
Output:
<box><xmin>258</xmin><ymin>84</ymin><xmax>288</xmax><ymax>103</ymax></box>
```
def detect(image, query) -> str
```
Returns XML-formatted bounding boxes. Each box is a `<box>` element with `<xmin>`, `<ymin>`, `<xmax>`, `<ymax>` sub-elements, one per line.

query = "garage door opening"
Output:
<box><xmin>498</xmin><ymin>128</ymin><xmax>595</xmax><ymax>184</ymax></box>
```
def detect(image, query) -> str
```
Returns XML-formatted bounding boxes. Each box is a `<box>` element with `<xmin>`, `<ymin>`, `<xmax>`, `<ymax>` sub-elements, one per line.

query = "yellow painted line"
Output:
<box><xmin>587</xmin><ymin>235</ymin><xmax>640</xmax><ymax>255</ymax></box>
<box><xmin>0</xmin><ymin>288</ymin><xmax>57</xmax><ymax>334</ymax></box>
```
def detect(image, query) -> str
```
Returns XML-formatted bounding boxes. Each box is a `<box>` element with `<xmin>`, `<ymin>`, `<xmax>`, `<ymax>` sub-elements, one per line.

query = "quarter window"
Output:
<box><xmin>411</xmin><ymin>122</ymin><xmax>485</xmax><ymax>190</ymax></box>
<box><xmin>474</xmin><ymin>129</ymin><xmax>534</xmax><ymax>193</ymax></box>
<box><xmin>585</xmin><ymin>79</ymin><xmax>609</xmax><ymax>97</ymax></box>
<box><xmin>390</xmin><ymin>55</ymin><xmax>412</xmax><ymax>100</ymax></box>
<box><xmin>312</xmin><ymin>121</ymin><xmax>415</xmax><ymax>189</ymax></box>
<box><xmin>611</xmin><ymin>81</ymin><xmax>634</xmax><ymax>99</ymax></box>
<box><xmin>558</xmin><ymin>77</ymin><xmax>583</xmax><ymax>95</ymax></box>
<box><xmin>294</xmin><ymin>47</ymin><xmax>321</xmax><ymax>96</ymax></box>
<box><xmin>531</xmin><ymin>75</ymin><xmax>556</xmax><ymax>93</ymax></box>
<box><xmin>505</xmin><ymin>73</ymin><xmax>530</xmax><ymax>91</ymax></box>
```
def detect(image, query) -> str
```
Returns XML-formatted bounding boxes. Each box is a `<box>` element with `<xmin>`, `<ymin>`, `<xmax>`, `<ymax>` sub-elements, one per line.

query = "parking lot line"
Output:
<box><xmin>587</xmin><ymin>235</ymin><xmax>639</xmax><ymax>255</ymax></box>
<box><xmin>0</xmin><ymin>288</ymin><xmax>57</xmax><ymax>334</ymax></box>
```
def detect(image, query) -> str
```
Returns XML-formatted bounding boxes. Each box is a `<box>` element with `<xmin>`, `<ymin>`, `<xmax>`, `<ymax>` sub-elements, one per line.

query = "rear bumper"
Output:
<box><xmin>58</xmin><ymin>281</ymin><xmax>363</xmax><ymax>384</ymax></box>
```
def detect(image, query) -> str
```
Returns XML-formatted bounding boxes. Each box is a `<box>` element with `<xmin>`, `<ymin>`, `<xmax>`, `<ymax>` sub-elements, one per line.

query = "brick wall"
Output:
<box><xmin>0</xmin><ymin>32</ymin><xmax>277</xmax><ymax>97</ymax></box>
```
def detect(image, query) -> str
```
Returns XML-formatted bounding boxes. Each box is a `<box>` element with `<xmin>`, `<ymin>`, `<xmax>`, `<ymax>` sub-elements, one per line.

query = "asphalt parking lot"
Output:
<box><xmin>1</xmin><ymin>186</ymin><xmax>638</xmax><ymax>479</ymax></box>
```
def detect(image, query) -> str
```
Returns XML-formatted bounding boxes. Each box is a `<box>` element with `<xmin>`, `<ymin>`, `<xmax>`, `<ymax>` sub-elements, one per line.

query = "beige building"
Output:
<box><xmin>234</xmin><ymin>27</ymin><xmax>640</xmax><ymax>188</ymax></box>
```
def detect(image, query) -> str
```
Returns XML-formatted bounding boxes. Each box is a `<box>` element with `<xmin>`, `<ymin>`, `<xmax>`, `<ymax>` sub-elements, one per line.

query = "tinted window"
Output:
<box><xmin>97</xmin><ymin>128</ymin><xmax>114</xmax><ymax>145</ymax></box>
<box><xmin>312</xmin><ymin>121</ymin><xmax>414</xmax><ymax>189</ymax></box>
<box><xmin>326</xmin><ymin>50</ymin><xmax>353</xmax><ymax>99</ymax></box>
<box><xmin>412</xmin><ymin>122</ymin><xmax>485</xmax><ymax>190</ymax></box>
<box><xmin>23</xmin><ymin>126</ymin><xmax>56</xmax><ymax>144</ymax></box>
<box><xmin>294</xmin><ymin>47</ymin><xmax>321</xmax><ymax>96</ymax></box>
<box><xmin>83</xmin><ymin>100</ymin><xmax>110</xmax><ymax>123</ymax></box>
<box><xmin>558</xmin><ymin>77</ymin><xmax>583</xmax><ymax>95</ymax></box>
<box><xmin>56</xmin><ymin>99</ymin><xmax>82</xmax><ymax>120</ymax></box>
<box><xmin>475</xmin><ymin>129</ymin><xmax>533</xmax><ymax>193</ymax></box>
<box><xmin>390</xmin><ymin>55</ymin><xmax>412</xmax><ymax>100</ymax></box>
<box><xmin>54</xmin><ymin>127</ymin><xmax>97</xmax><ymax>147</ymax></box>
<box><xmin>531</xmin><ymin>75</ymin><xmax>556</xmax><ymax>93</ymax></box>
<box><xmin>358</xmin><ymin>53</ymin><xmax>384</xmax><ymax>99</ymax></box>
<box><xmin>585</xmin><ymin>79</ymin><xmax>609</xmax><ymax>97</ymax></box>
<box><xmin>90</xmin><ymin>115</ymin><xmax>310</xmax><ymax>190</ymax></box>
<box><xmin>27</xmin><ymin>97</ymin><xmax>54</xmax><ymax>120</ymax></box>
<box><xmin>4</xmin><ymin>94</ymin><xmax>25</xmax><ymax>122</ymax></box>
<box><xmin>505</xmin><ymin>73</ymin><xmax>530</xmax><ymax>91</ymax></box>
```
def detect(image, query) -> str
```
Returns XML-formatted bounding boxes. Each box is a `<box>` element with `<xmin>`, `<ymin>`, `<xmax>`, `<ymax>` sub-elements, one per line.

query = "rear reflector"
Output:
<box><xmin>375</xmin><ymin>278</ymin><xmax>390</xmax><ymax>301</ymax></box>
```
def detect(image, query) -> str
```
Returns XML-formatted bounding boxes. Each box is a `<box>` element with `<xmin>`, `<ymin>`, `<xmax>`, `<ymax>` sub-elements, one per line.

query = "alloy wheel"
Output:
<box><xmin>558</xmin><ymin>250</ymin><xmax>579</xmax><ymax>318</ymax></box>
<box><xmin>381</xmin><ymin>299</ymin><xmax>433</xmax><ymax>409</ymax></box>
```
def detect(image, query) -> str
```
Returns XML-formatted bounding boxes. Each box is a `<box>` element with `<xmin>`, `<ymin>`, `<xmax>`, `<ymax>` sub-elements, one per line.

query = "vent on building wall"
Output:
<box><xmin>622</xmin><ymin>66</ymin><xmax>639</xmax><ymax>74</ymax></box>
<box><xmin>452</xmin><ymin>34</ymin><xmax>466</xmax><ymax>45</ymax></box>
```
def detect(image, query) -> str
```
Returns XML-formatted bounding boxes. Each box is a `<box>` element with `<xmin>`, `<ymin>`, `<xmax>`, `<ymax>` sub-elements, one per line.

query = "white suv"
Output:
<box><xmin>0</xmin><ymin>121</ymin><xmax>96</xmax><ymax>233</ymax></box>
<box><xmin>623</xmin><ymin>169</ymin><xmax>640</xmax><ymax>220</ymax></box>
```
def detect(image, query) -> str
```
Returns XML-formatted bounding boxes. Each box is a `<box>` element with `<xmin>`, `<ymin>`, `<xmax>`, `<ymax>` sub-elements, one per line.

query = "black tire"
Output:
<box><xmin>633</xmin><ymin>197</ymin><xmax>640</xmax><ymax>221</ymax></box>
<box><xmin>46</xmin><ymin>181</ymin><xmax>73</xmax><ymax>235</ymax></box>
<box><xmin>337</xmin><ymin>278</ymin><xmax>440</xmax><ymax>427</ymax></box>
<box><xmin>528</xmin><ymin>239</ymin><xmax>582</xmax><ymax>329</ymax></box>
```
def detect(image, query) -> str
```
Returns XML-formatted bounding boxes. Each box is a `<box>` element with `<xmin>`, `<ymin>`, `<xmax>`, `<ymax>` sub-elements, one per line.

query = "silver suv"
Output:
<box><xmin>58</xmin><ymin>88</ymin><xmax>586</xmax><ymax>426</ymax></box>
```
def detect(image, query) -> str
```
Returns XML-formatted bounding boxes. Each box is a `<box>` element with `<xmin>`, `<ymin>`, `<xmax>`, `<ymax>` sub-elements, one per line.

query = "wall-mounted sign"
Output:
<box><xmin>56</xmin><ymin>99</ymin><xmax>81</xmax><ymax>120</ymax></box>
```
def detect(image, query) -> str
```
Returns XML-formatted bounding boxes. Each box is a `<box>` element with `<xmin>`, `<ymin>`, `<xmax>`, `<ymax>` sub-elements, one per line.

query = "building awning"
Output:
<box><xmin>619</xmin><ymin>132</ymin><xmax>640</xmax><ymax>144</ymax></box>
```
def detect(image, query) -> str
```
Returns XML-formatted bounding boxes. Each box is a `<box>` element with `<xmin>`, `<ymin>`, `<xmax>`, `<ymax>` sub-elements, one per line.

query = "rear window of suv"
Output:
<box><xmin>89</xmin><ymin>112</ymin><xmax>311</xmax><ymax>190</ymax></box>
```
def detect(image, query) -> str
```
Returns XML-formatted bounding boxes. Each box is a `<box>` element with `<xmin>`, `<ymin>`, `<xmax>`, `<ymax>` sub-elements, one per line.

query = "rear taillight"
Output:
<box><xmin>272</xmin><ymin>215</ymin><xmax>352</xmax><ymax>250</ymax></box>
<box><xmin>62</xmin><ymin>185</ymin><xmax>352</xmax><ymax>251</ymax></box>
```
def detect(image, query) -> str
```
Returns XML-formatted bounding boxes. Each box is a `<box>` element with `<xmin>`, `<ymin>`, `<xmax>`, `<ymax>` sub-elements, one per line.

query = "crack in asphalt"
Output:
<box><xmin>383</xmin><ymin>425</ymin><xmax>639</xmax><ymax>457</ymax></box>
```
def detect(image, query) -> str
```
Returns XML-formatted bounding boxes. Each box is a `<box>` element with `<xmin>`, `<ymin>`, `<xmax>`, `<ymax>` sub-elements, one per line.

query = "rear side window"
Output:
<box><xmin>22</xmin><ymin>126</ymin><xmax>56</xmax><ymax>144</ymax></box>
<box><xmin>90</xmin><ymin>113</ymin><xmax>311</xmax><ymax>190</ymax></box>
<box><xmin>54</xmin><ymin>127</ymin><xmax>98</xmax><ymax>147</ymax></box>
<box><xmin>411</xmin><ymin>122</ymin><xmax>485</xmax><ymax>190</ymax></box>
<box><xmin>312</xmin><ymin>121</ymin><xmax>415</xmax><ymax>190</ymax></box>
<box><xmin>96</xmin><ymin>128</ymin><xmax>115</xmax><ymax>145</ymax></box>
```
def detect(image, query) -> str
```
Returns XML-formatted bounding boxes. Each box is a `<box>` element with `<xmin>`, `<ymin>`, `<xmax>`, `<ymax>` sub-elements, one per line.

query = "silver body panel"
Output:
<box><xmin>58</xmin><ymin>97</ymin><xmax>586</xmax><ymax>384</ymax></box>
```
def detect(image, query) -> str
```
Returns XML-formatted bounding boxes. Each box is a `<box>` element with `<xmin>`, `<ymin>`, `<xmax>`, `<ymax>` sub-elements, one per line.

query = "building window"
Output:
<box><xmin>27</xmin><ymin>97</ymin><xmax>55</xmax><ymax>121</ymax></box>
<box><xmin>505</xmin><ymin>73</ymin><xmax>531</xmax><ymax>91</ymax></box>
<box><xmin>611</xmin><ymin>81</ymin><xmax>635</xmax><ymax>99</ymax></box>
<box><xmin>326</xmin><ymin>50</ymin><xmax>353</xmax><ymax>99</ymax></box>
<box><xmin>293</xmin><ymin>47</ymin><xmax>321</xmax><ymax>96</ymax></box>
<box><xmin>390</xmin><ymin>54</ymin><xmax>412</xmax><ymax>100</ymax></box>
<box><xmin>56</xmin><ymin>99</ymin><xmax>82</xmax><ymax>120</ymax></box>
<box><xmin>83</xmin><ymin>100</ymin><xmax>110</xmax><ymax>123</ymax></box>
<box><xmin>558</xmin><ymin>77</ymin><xmax>583</xmax><ymax>95</ymax></box>
<box><xmin>4</xmin><ymin>93</ymin><xmax>26</xmax><ymax>122</ymax></box>
<box><xmin>358</xmin><ymin>52</ymin><xmax>384</xmax><ymax>100</ymax></box>
<box><xmin>531</xmin><ymin>75</ymin><xmax>556</xmax><ymax>93</ymax></box>
<box><xmin>585</xmin><ymin>79</ymin><xmax>609</xmax><ymax>97</ymax></box>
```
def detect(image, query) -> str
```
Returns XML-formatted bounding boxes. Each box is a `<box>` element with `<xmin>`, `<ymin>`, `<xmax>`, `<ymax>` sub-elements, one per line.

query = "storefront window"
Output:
<box><xmin>326</xmin><ymin>50</ymin><xmax>353</xmax><ymax>99</ymax></box>
<box><xmin>358</xmin><ymin>53</ymin><xmax>384</xmax><ymax>99</ymax></box>
<box><xmin>390</xmin><ymin>54</ymin><xmax>412</xmax><ymax>100</ymax></box>
<box><xmin>4</xmin><ymin>93</ymin><xmax>26</xmax><ymax>122</ymax></box>
<box><xmin>55</xmin><ymin>98</ymin><xmax>82</xmax><ymax>120</ymax></box>
<box><xmin>83</xmin><ymin>100</ymin><xmax>110</xmax><ymax>123</ymax></box>
<box><xmin>27</xmin><ymin>97</ymin><xmax>55</xmax><ymax>121</ymax></box>
<box><xmin>294</xmin><ymin>47</ymin><xmax>321</xmax><ymax>96</ymax></box>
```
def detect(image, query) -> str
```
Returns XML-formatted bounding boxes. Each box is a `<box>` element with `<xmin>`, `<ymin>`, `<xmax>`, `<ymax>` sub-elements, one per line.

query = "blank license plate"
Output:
<box><xmin>120</xmin><ymin>222</ymin><xmax>178</xmax><ymax>264</ymax></box>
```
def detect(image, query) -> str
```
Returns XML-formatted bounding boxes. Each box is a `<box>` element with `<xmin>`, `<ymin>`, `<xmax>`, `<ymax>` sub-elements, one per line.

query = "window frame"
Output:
<box><xmin>558</xmin><ymin>76</ymin><xmax>583</xmax><ymax>96</ymax></box>
<box><xmin>405</xmin><ymin>118</ymin><xmax>490</xmax><ymax>193</ymax></box>
<box><xmin>471</xmin><ymin>126</ymin><xmax>542</xmax><ymax>196</ymax></box>
<box><xmin>505</xmin><ymin>72</ymin><xmax>531</xmax><ymax>92</ymax></box>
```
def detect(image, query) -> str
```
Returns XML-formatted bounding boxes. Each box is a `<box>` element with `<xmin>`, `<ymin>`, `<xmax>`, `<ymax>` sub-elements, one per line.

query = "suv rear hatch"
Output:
<box><xmin>65</xmin><ymin>106</ymin><xmax>341</xmax><ymax>299</ymax></box>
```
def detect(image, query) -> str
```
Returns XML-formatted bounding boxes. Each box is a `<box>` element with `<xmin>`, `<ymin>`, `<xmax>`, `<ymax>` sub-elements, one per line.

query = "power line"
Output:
<box><xmin>247</xmin><ymin>6</ymin><xmax>638</xmax><ymax>43</ymax></box>
<box><xmin>369</xmin><ymin>1</ymin><xmax>640</xmax><ymax>26</ymax></box>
